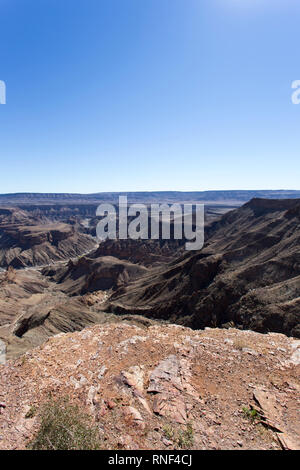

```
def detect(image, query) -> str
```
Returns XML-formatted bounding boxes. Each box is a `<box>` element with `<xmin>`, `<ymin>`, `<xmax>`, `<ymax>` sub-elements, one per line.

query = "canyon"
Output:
<box><xmin>0</xmin><ymin>193</ymin><xmax>299</xmax><ymax>450</ymax></box>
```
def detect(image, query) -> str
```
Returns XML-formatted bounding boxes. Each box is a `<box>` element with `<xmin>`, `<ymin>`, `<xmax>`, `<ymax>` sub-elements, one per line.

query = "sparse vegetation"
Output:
<box><xmin>257</xmin><ymin>423</ymin><xmax>276</xmax><ymax>444</ymax></box>
<box><xmin>163</xmin><ymin>423</ymin><xmax>194</xmax><ymax>449</ymax></box>
<box><xmin>25</xmin><ymin>405</ymin><xmax>37</xmax><ymax>419</ymax></box>
<box><xmin>27</xmin><ymin>397</ymin><xmax>102</xmax><ymax>450</ymax></box>
<box><xmin>163</xmin><ymin>424</ymin><xmax>175</xmax><ymax>440</ymax></box>
<box><xmin>242</xmin><ymin>406</ymin><xmax>260</xmax><ymax>422</ymax></box>
<box><xmin>20</xmin><ymin>355</ymin><xmax>27</xmax><ymax>366</ymax></box>
<box><xmin>233</xmin><ymin>339</ymin><xmax>249</xmax><ymax>351</ymax></box>
<box><xmin>177</xmin><ymin>423</ymin><xmax>194</xmax><ymax>449</ymax></box>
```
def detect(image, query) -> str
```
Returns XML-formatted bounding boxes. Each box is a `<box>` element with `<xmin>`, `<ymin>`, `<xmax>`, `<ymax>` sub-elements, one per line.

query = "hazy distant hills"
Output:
<box><xmin>1</xmin><ymin>190</ymin><xmax>300</xmax><ymax>205</ymax></box>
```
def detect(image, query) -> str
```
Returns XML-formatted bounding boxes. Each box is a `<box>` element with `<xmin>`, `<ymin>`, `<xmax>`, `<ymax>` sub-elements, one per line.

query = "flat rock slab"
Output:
<box><xmin>153</xmin><ymin>393</ymin><xmax>187</xmax><ymax>424</ymax></box>
<box><xmin>148</xmin><ymin>355</ymin><xmax>183</xmax><ymax>393</ymax></box>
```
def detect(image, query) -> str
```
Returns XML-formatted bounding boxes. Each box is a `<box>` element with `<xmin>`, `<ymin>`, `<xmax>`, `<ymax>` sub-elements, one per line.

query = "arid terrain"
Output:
<box><xmin>0</xmin><ymin>193</ymin><xmax>299</xmax><ymax>450</ymax></box>
<box><xmin>2</xmin><ymin>0</ymin><xmax>300</xmax><ymax>453</ymax></box>
<box><xmin>0</xmin><ymin>323</ymin><xmax>299</xmax><ymax>450</ymax></box>
<box><xmin>0</xmin><ymin>208</ymin><xmax>96</xmax><ymax>268</ymax></box>
<box><xmin>108</xmin><ymin>199</ymin><xmax>300</xmax><ymax>338</ymax></box>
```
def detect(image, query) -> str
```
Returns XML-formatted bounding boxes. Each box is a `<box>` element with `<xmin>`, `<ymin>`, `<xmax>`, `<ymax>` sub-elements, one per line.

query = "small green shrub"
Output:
<box><xmin>242</xmin><ymin>406</ymin><xmax>260</xmax><ymax>422</ymax></box>
<box><xmin>177</xmin><ymin>423</ymin><xmax>194</xmax><ymax>449</ymax></box>
<box><xmin>162</xmin><ymin>423</ymin><xmax>194</xmax><ymax>449</ymax></box>
<box><xmin>27</xmin><ymin>397</ymin><xmax>102</xmax><ymax>450</ymax></box>
<box><xmin>162</xmin><ymin>424</ymin><xmax>175</xmax><ymax>440</ymax></box>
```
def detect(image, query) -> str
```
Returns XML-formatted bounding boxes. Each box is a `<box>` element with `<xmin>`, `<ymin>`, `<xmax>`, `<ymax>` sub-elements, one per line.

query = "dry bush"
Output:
<box><xmin>27</xmin><ymin>397</ymin><xmax>102</xmax><ymax>450</ymax></box>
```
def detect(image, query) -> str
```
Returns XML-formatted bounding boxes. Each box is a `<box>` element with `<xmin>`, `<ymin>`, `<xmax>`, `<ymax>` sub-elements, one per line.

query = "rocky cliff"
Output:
<box><xmin>106</xmin><ymin>199</ymin><xmax>300</xmax><ymax>337</ymax></box>
<box><xmin>0</xmin><ymin>217</ymin><xmax>96</xmax><ymax>268</ymax></box>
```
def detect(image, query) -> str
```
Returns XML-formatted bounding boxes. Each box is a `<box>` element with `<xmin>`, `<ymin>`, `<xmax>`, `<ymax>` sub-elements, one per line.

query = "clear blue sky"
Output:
<box><xmin>0</xmin><ymin>0</ymin><xmax>299</xmax><ymax>193</ymax></box>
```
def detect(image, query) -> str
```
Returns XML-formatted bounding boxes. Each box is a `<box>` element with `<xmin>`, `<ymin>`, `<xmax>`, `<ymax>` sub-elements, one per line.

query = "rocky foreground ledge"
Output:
<box><xmin>0</xmin><ymin>322</ymin><xmax>299</xmax><ymax>450</ymax></box>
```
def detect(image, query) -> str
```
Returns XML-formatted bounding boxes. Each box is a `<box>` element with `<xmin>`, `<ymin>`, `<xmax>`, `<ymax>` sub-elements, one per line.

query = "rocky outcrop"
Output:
<box><xmin>0</xmin><ymin>322</ymin><xmax>299</xmax><ymax>450</ymax></box>
<box><xmin>0</xmin><ymin>223</ymin><xmax>74</xmax><ymax>247</ymax></box>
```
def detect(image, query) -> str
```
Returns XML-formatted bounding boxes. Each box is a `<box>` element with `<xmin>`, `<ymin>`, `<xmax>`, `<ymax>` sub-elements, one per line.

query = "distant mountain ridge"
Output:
<box><xmin>1</xmin><ymin>190</ymin><xmax>300</xmax><ymax>205</ymax></box>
